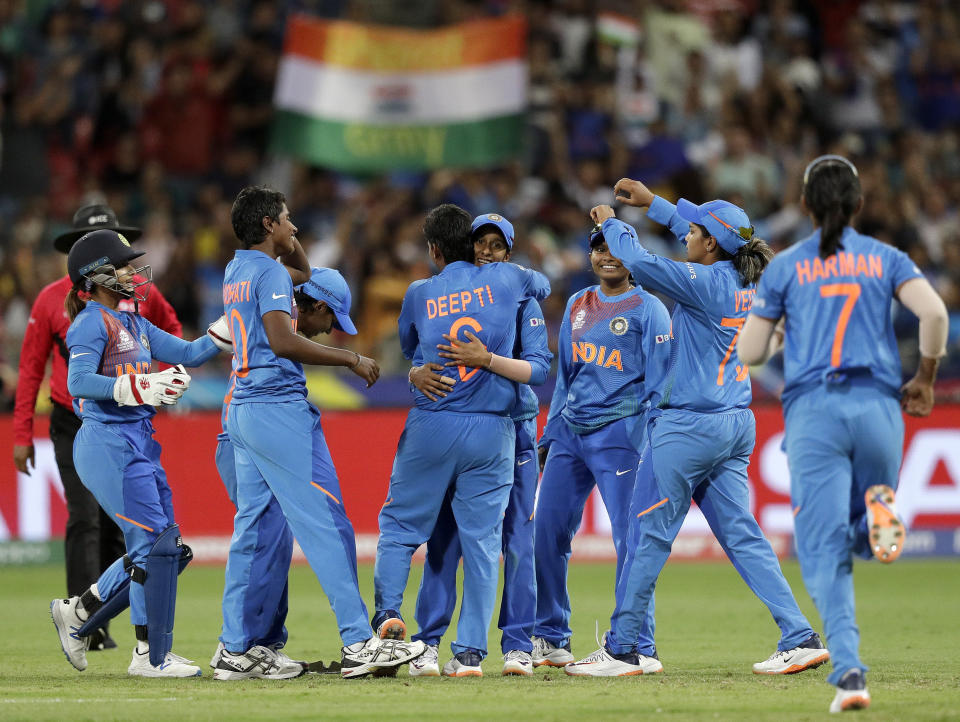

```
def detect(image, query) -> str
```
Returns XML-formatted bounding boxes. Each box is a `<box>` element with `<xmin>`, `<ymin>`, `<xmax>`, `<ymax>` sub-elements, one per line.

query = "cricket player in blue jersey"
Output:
<box><xmin>530</xmin><ymin>227</ymin><xmax>671</xmax><ymax>671</ymax></box>
<box><xmin>738</xmin><ymin>155</ymin><xmax>949</xmax><ymax>713</ymax></box>
<box><xmin>565</xmin><ymin>179</ymin><xmax>826</xmax><ymax>677</ymax></box>
<box><xmin>373</xmin><ymin>204</ymin><xmax>550</xmax><ymax>677</ymax></box>
<box><xmin>50</xmin><ymin>229</ymin><xmax>226</xmax><ymax>678</ymax></box>
<box><xmin>215</xmin><ymin>186</ymin><xmax>424</xmax><ymax>680</ymax></box>
<box><xmin>208</xmin><ymin>269</ymin><xmax>349</xmax><ymax>675</ymax></box>
<box><xmin>405</xmin><ymin>213</ymin><xmax>552</xmax><ymax>677</ymax></box>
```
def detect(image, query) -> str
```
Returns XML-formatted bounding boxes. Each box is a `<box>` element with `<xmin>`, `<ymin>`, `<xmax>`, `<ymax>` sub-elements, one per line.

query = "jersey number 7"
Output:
<box><xmin>717</xmin><ymin>317</ymin><xmax>750</xmax><ymax>386</ymax></box>
<box><xmin>820</xmin><ymin>283</ymin><xmax>861</xmax><ymax>367</ymax></box>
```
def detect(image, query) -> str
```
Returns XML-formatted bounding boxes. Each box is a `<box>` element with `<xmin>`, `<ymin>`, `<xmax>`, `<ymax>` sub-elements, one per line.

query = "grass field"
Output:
<box><xmin>1</xmin><ymin>558</ymin><xmax>957</xmax><ymax>721</ymax></box>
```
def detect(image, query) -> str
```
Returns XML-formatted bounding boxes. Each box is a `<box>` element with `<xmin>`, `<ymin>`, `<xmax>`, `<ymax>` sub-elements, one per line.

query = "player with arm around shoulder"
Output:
<box><xmin>737</xmin><ymin>156</ymin><xmax>949</xmax><ymax>713</ymax></box>
<box><xmin>565</xmin><ymin>181</ymin><xmax>825</xmax><ymax>677</ymax></box>
<box><xmin>49</xmin><ymin>229</ymin><xmax>226</xmax><ymax>678</ymax></box>
<box><xmin>527</xmin><ymin>225</ymin><xmax>671</xmax><ymax>672</ymax></box>
<box><xmin>207</xmin><ymin>266</ymin><xmax>352</xmax><ymax>676</ymax></box>
<box><xmin>215</xmin><ymin>186</ymin><xmax>424</xmax><ymax>681</ymax></box>
<box><xmin>373</xmin><ymin>204</ymin><xmax>549</xmax><ymax>677</ymax></box>
<box><xmin>406</xmin><ymin>213</ymin><xmax>552</xmax><ymax>677</ymax></box>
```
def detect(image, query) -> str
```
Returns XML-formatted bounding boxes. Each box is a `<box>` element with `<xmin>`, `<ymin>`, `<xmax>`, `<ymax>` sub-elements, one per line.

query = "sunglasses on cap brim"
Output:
<box><xmin>803</xmin><ymin>154</ymin><xmax>859</xmax><ymax>185</ymax></box>
<box><xmin>705</xmin><ymin>211</ymin><xmax>754</xmax><ymax>242</ymax></box>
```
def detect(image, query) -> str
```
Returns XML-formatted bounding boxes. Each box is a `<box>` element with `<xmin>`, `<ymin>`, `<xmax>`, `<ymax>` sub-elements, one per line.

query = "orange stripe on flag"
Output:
<box><xmin>311</xmin><ymin>481</ymin><xmax>341</xmax><ymax>505</ymax></box>
<box><xmin>284</xmin><ymin>15</ymin><xmax>526</xmax><ymax>70</ymax></box>
<box><xmin>636</xmin><ymin>498</ymin><xmax>668</xmax><ymax>518</ymax></box>
<box><xmin>115</xmin><ymin>513</ymin><xmax>154</xmax><ymax>532</ymax></box>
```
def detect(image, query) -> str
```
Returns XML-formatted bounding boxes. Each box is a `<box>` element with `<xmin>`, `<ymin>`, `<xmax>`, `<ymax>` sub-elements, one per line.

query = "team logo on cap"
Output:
<box><xmin>487</xmin><ymin>213</ymin><xmax>502</xmax><ymax>221</ymax></box>
<box><xmin>118</xmin><ymin>233</ymin><xmax>130</xmax><ymax>247</ymax></box>
<box><xmin>609</xmin><ymin>317</ymin><xmax>629</xmax><ymax>335</ymax></box>
<box><xmin>88</xmin><ymin>214</ymin><xmax>110</xmax><ymax>225</ymax></box>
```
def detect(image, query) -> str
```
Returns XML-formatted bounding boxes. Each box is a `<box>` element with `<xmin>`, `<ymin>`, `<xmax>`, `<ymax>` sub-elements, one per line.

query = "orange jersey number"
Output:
<box><xmin>819</xmin><ymin>283</ymin><xmax>862</xmax><ymax>367</ymax></box>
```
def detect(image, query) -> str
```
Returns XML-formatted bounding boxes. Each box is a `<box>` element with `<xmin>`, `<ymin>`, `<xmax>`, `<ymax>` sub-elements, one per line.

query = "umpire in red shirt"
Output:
<box><xmin>12</xmin><ymin>204</ymin><xmax>182</xmax><ymax>650</ymax></box>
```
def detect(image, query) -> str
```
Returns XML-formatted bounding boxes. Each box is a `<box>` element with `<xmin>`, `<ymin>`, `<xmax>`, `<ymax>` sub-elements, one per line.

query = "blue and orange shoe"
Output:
<box><xmin>372</xmin><ymin>609</ymin><xmax>406</xmax><ymax>640</ymax></box>
<box><xmin>865</xmin><ymin>485</ymin><xmax>905</xmax><ymax>563</ymax></box>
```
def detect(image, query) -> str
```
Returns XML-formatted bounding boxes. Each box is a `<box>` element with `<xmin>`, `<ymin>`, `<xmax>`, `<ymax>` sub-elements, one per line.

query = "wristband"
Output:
<box><xmin>350</xmin><ymin>351</ymin><xmax>362</xmax><ymax>369</ymax></box>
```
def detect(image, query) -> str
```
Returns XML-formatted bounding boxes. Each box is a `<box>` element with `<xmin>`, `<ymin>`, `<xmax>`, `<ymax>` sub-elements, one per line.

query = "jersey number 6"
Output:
<box><xmin>448</xmin><ymin>316</ymin><xmax>485</xmax><ymax>382</ymax></box>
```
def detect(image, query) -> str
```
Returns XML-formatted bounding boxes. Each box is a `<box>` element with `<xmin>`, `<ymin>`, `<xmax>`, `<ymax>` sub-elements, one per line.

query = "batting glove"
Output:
<box><xmin>207</xmin><ymin>314</ymin><xmax>232</xmax><ymax>352</ymax></box>
<box><xmin>113</xmin><ymin>364</ymin><xmax>192</xmax><ymax>406</ymax></box>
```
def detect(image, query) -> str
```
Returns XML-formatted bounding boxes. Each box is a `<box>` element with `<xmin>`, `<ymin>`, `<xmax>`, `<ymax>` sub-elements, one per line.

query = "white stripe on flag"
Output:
<box><xmin>275</xmin><ymin>56</ymin><xmax>527</xmax><ymax>125</ymax></box>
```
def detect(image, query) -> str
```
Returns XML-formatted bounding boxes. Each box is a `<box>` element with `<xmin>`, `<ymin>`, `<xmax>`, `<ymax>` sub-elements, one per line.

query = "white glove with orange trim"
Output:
<box><xmin>207</xmin><ymin>315</ymin><xmax>232</xmax><ymax>352</ymax></box>
<box><xmin>113</xmin><ymin>364</ymin><xmax>192</xmax><ymax>406</ymax></box>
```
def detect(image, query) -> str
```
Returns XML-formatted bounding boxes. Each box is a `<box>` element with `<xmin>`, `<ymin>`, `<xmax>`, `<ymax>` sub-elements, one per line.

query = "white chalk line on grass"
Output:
<box><xmin>3</xmin><ymin>697</ymin><xmax>184</xmax><ymax>704</ymax></box>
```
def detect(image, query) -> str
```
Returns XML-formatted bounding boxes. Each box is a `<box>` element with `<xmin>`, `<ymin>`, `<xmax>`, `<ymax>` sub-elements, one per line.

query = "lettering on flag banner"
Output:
<box><xmin>270</xmin><ymin>15</ymin><xmax>528</xmax><ymax>171</ymax></box>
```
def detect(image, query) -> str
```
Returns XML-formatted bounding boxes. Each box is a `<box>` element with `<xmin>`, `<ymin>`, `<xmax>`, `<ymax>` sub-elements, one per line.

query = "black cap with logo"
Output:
<box><xmin>67</xmin><ymin>229</ymin><xmax>146</xmax><ymax>286</ymax></box>
<box><xmin>53</xmin><ymin>204</ymin><xmax>142</xmax><ymax>254</ymax></box>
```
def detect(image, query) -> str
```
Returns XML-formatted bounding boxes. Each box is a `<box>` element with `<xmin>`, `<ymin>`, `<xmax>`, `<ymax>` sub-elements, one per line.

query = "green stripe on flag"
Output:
<box><xmin>270</xmin><ymin>111</ymin><xmax>525</xmax><ymax>171</ymax></box>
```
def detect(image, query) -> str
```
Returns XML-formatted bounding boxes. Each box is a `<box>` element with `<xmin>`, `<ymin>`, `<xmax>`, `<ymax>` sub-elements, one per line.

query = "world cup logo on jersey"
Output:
<box><xmin>573</xmin><ymin>309</ymin><xmax>586</xmax><ymax>330</ymax></box>
<box><xmin>609</xmin><ymin>317</ymin><xmax>629</xmax><ymax>335</ymax></box>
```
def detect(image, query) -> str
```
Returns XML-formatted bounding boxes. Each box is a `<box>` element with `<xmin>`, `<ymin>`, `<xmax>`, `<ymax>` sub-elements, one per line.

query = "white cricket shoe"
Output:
<box><xmin>270</xmin><ymin>643</ymin><xmax>308</xmax><ymax>672</ymax></box>
<box><xmin>866</xmin><ymin>485</ymin><xmax>905</xmax><ymax>562</ymax></box>
<box><xmin>830</xmin><ymin>669</ymin><xmax>870</xmax><ymax>713</ymax></box>
<box><xmin>408</xmin><ymin>644</ymin><xmax>440</xmax><ymax>677</ymax></box>
<box><xmin>753</xmin><ymin>632</ymin><xmax>830</xmax><ymax>674</ymax></box>
<box><xmin>50</xmin><ymin>597</ymin><xmax>90</xmax><ymax>671</ymax></box>
<box><xmin>565</xmin><ymin>641</ymin><xmax>662</xmax><ymax>677</ymax></box>
<box><xmin>213</xmin><ymin>644</ymin><xmax>304</xmax><ymax>680</ymax></box>
<box><xmin>441</xmin><ymin>651</ymin><xmax>483</xmax><ymax>677</ymax></box>
<box><xmin>531</xmin><ymin>636</ymin><xmax>574</xmax><ymax>667</ymax></box>
<box><xmin>128</xmin><ymin>649</ymin><xmax>202</xmax><ymax>678</ymax></box>
<box><xmin>340</xmin><ymin>637</ymin><xmax>426</xmax><ymax>679</ymax></box>
<box><xmin>209</xmin><ymin>641</ymin><xmax>224</xmax><ymax>668</ymax></box>
<box><xmin>502</xmin><ymin>649</ymin><xmax>534</xmax><ymax>676</ymax></box>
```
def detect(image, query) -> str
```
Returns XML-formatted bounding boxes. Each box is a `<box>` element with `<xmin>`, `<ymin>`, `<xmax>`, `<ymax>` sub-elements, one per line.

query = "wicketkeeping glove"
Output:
<box><xmin>113</xmin><ymin>364</ymin><xmax>192</xmax><ymax>407</ymax></box>
<box><xmin>207</xmin><ymin>314</ymin><xmax>232</xmax><ymax>352</ymax></box>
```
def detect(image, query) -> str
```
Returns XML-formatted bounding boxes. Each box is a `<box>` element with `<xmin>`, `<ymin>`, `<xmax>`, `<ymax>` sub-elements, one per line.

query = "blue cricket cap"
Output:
<box><xmin>471</xmin><ymin>213</ymin><xmax>514</xmax><ymax>249</ymax></box>
<box><xmin>297</xmin><ymin>267</ymin><xmax>357</xmax><ymax>335</ymax></box>
<box><xmin>676</xmin><ymin>198</ymin><xmax>754</xmax><ymax>255</ymax></box>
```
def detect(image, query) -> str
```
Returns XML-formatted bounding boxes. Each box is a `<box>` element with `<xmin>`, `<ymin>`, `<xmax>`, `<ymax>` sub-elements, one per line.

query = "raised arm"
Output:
<box><xmin>280</xmin><ymin>237</ymin><xmax>311</xmax><ymax>286</ymax></box>
<box><xmin>591</xmin><ymin>205</ymin><xmax>711</xmax><ymax>309</ymax></box>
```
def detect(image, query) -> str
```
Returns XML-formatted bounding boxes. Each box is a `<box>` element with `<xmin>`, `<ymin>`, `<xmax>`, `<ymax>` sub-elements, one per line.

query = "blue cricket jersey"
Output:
<box><xmin>399</xmin><ymin>261</ymin><xmax>550</xmax><ymax>415</ymax></box>
<box><xmin>66</xmin><ymin>300</ymin><xmax>219</xmax><ymax>423</ymax></box>
<box><xmin>541</xmin><ymin>284</ymin><xmax>671</xmax><ymax>444</ymax></box>
<box><xmin>409</xmin><ymin>296</ymin><xmax>551</xmax><ymax>421</ymax></box>
<box><xmin>222</xmin><ymin>249</ymin><xmax>307</xmax><ymax>404</ymax></box>
<box><xmin>753</xmin><ymin>226</ymin><xmax>923</xmax><ymax>404</ymax></box>
<box><xmin>602</xmin><ymin>196</ymin><xmax>757</xmax><ymax>413</ymax></box>
<box><xmin>509</xmin><ymin>297</ymin><xmax>552</xmax><ymax>421</ymax></box>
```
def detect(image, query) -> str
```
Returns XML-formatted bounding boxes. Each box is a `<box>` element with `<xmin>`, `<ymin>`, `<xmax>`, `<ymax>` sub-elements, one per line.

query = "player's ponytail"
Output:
<box><xmin>732</xmin><ymin>237</ymin><xmax>774</xmax><ymax>286</ymax></box>
<box><xmin>65</xmin><ymin>283</ymin><xmax>88</xmax><ymax>321</ymax></box>
<box><xmin>802</xmin><ymin>156</ymin><xmax>861</xmax><ymax>259</ymax></box>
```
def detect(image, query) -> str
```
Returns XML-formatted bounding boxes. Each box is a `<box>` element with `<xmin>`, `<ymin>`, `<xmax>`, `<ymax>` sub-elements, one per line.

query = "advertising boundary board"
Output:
<box><xmin>2</xmin><ymin>407</ymin><xmax>959</xmax><ymax>561</ymax></box>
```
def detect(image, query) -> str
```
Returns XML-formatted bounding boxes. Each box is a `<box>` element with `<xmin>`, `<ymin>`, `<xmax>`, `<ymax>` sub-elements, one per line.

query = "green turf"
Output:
<box><xmin>1</xmin><ymin>559</ymin><xmax>957</xmax><ymax>721</ymax></box>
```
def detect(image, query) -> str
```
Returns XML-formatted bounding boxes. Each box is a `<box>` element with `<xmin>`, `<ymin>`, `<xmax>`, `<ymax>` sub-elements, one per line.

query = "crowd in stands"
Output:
<box><xmin>2</xmin><ymin>0</ymin><xmax>960</xmax><ymax>410</ymax></box>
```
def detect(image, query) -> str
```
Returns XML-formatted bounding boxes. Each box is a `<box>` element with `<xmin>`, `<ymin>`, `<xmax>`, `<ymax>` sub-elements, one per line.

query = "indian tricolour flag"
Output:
<box><xmin>271</xmin><ymin>15</ymin><xmax>528</xmax><ymax>172</ymax></box>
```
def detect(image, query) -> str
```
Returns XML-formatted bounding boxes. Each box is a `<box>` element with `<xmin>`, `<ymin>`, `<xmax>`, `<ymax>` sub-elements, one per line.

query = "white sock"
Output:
<box><xmin>137</xmin><ymin>640</ymin><xmax>150</xmax><ymax>655</ymax></box>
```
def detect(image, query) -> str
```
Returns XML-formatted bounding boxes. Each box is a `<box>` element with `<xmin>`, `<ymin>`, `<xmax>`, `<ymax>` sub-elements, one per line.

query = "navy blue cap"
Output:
<box><xmin>67</xmin><ymin>229</ymin><xmax>145</xmax><ymax>285</ymax></box>
<box><xmin>297</xmin><ymin>267</ymin><xmax>357</xmax><ymax>335</ymax></box>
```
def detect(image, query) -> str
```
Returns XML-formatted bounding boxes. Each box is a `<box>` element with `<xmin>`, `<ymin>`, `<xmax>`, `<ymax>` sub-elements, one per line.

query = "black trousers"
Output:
<box><xmin>49</xmin><ymin>403</ymin><xmax>125</xmax><ymax>599</ymax></box>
